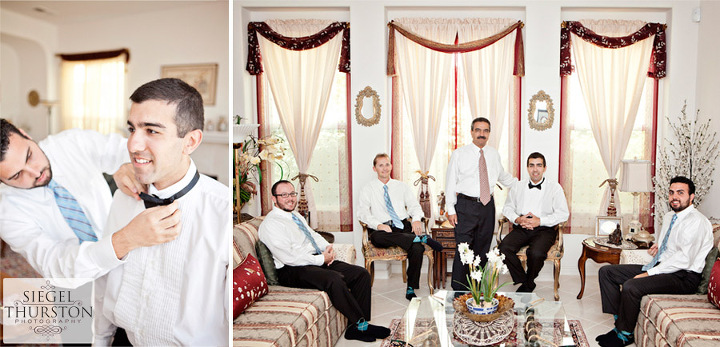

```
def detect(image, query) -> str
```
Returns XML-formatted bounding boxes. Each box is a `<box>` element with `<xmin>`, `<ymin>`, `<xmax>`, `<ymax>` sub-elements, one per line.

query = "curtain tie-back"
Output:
<box><xmin>598</xmin><ymin>178</ymin><xmax>618</xmax><ymax>189</ymax></box>
<box><xmin>291</xmin><ymin>173</ymin><xmax>320</xmax><ymax>184</ymax></box>
<box><xmin>413</xmin><ymin>171</ymin><xmax>436</xmax><ymax>186</ymax></box>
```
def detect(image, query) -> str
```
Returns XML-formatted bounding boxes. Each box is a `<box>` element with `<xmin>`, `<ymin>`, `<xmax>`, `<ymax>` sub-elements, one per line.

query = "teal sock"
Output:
<box><xmin>421</xmin><ymin>235</ymin><xmax>428</xmax><ymax>243</ymax></box>
<box><xmin>406</xmin><ymin>287</ymin><xmax>415</xmax><ymax>295</ymax></box>
<box><xmin>356</xmin><ymin>318</ymin><xmax>368</xmax><ymax>332</ymax></box>
<box><xmin>413</xmin><ymin>236</ymin><xmax>421</xmax><ymax>242</ymax></box>
<box><xmin>613</xmin><ymin>314</ymin><xmax>618</xmax><ymax>321</ymax></box>
<box><xmin>617</xmin><ymin>330</ymin><xmax>632</xmax><ymax>342</ymax></box>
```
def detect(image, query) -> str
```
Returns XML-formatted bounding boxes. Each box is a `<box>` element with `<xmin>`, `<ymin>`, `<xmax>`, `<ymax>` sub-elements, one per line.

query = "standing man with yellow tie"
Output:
<box><xmin>445</xmin><ymin>117</ymin><xmax>516</xmax><ymax>290</ymax></box>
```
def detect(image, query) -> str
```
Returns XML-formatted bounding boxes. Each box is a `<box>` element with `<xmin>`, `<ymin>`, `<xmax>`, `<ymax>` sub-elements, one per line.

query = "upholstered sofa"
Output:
<box><xmin>232</xmin><ymin>217</ymin><xmax>356</xmax><ymax>346</ymax></box>
<box><xmin>620</xmin><ymin>224</ymin><xmax>720</xmax><ymax>347</ymax></box>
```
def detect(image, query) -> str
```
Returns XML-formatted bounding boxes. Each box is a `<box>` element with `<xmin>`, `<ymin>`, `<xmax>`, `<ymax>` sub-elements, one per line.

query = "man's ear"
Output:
<box><xmin>18</xmin><ymin>128</ymin><xmax>33</xmax><ymax>140</ymax></box>
<box><xmin>182</xmin><ymin>129</ymin><xmax>203</xmax><ymax>155</ymax></box>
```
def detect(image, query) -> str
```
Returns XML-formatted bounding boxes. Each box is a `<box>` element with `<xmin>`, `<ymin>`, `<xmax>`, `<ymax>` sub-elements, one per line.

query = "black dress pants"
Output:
<box><xmin>367</xmin><ymin>219</ymin><xmax>425</xmax><ymax>289</ymax></box>
<box><xmin>497</xmin><ymin>224</ymin><xmax>556</xmax><ymax>287</ymax></box>
<box><xmin>598</xmin><ymin>264</ymin><xmax>701</xmax><ymax>332</ymax></box>
<box><xmin>277</xmin><ymin>261</ymin><xmax>371</xmax><ymax>324</ymax></box>
<box><xmin>451</xmin><ymin>195</ymin><xmax>495</xmax><ymax>290</ymax></box>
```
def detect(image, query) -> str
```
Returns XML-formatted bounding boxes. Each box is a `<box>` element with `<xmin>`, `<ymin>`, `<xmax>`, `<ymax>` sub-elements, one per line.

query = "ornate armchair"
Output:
<box><xmin>496</xmin><ymin>217</ymin><xmax>565</xmax><ymax>301</ymax></box>
<box><xmin>359</xmin><ymin>218</ymin><xmax>434</xmax><ymax>294</ymax></box>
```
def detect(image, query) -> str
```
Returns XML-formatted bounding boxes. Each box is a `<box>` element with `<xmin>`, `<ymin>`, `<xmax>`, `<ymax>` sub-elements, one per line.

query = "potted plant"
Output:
<box><xmin>234</xmin><ymin>135</ymin><xmax>285</xmax><ymax>210</ymax></box>
<box><xmin>456</xmin><ymin>243</ymin><xmax>510</xmax><ymax>315</ymax></box>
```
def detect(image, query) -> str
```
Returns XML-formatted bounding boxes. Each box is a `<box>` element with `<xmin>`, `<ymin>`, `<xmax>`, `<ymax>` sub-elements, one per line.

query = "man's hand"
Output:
<box><xmin>648</xmin><ymin>243</ymin><xmax>658</xmax><ymax>256</ymax></box>
<box><xmin>634</xmin><ymin>272</ymin><xmax>649</xmax><ymax>279</ymax></box>
<box><xmin>524</xmin><ymin>212</ymin><xmax>541</xmax><ymax>229</ymax></box>
<box><xmin>448</xmin><ymin>213</ymin><xmax>458</xmax><ymax>226</ymax></box>
<box><xmin>112</xmin><ymin>201</ymin><xmax>181</xmax><ymax>259</ymax></box>
<box><xmin>113</xmin><ymin>163</ymin><xmax>146</xmax><ymax>200</ymax></box>
<box><xmin>377</xmin><ymin>224</ymin><xmax>392</xmax><ymax>233</ymax></box>
<box><xmin>323</xmin><ymin>245</ymin><xmax>336</xmax><ymax>265</ymax></box>
<box><xmin>411</xmin><ymin>220</ymin><xmax>422</xmax><ymax>236</ymax></box>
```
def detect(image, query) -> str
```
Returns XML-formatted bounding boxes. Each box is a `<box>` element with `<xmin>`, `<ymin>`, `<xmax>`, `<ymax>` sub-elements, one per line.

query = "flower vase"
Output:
<box><xmin>466</xmin><ymin>297</ymin><xmax>499</xmax><ymax>315</ymax></box>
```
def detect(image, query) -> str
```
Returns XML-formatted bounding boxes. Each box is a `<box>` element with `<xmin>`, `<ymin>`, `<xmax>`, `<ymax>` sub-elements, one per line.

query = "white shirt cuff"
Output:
<box><xmin>89</xmin><ymin>235</ymin><xmax>125</xmax><ymax>271</ymax></box>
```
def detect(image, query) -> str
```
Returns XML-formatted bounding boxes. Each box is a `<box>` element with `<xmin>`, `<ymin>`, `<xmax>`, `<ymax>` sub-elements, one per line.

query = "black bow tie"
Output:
<box><xmin>139</xmin><ymin>171</ymin><xmax>200</xmax><ymax>208</ymax></box>
<box><xmin>528</xmin><ymin>182</ymin><xmax>542</xmax><ymax>190</ymax></box>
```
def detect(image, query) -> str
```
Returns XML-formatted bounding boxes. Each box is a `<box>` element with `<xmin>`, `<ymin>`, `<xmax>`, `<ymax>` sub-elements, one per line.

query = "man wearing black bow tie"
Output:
<box><xmin>499</xmin><ymin>152</ymin><xmax>569</xmax><ymax>293</ymax></box>
<box><xmin>95</xmin><ymin>78</ymin><xmax>229</xmax><ymax>346</ymax></box>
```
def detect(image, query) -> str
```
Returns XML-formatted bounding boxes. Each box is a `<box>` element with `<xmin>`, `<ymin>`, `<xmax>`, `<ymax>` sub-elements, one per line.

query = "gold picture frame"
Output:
<box><xmin>355</xmin><ymin>86</ymin><xmax>381</xmax><ymax>127</ymax></box>
<box><xmin>161</xmin><ymin>63</ymin><xmax>218</xmax><ymax>105</ymax></box>
<box><xmin>528</xmin><ymin>90</ymin><xmax>555</xmax><ymax>131</ymax></box>
<box><xmin>596</xmin><ymin>216</ymin><xmax>622</xmax><ymax>237</ymax></box>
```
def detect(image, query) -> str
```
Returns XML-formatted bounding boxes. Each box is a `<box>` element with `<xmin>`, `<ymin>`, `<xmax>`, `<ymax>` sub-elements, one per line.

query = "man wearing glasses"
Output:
<box><xmin>259</xmin><ymin>180</ymin><xmax>390</xmax><ymax>343</ymax></box>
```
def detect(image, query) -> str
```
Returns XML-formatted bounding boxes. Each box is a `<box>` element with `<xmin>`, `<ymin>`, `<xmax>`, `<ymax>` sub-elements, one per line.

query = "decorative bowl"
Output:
<box><xmin>465</xmin><ymin>297</ymin><xmax>499</xmax><ymax>315</ymax></box>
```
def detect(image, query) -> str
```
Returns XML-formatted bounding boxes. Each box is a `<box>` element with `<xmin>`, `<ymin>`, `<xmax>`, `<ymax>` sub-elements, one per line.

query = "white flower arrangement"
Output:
<box><xmin>456</xmin><ymin>243</ymin><xmax>510</xmax><ymax>306</ymax></box>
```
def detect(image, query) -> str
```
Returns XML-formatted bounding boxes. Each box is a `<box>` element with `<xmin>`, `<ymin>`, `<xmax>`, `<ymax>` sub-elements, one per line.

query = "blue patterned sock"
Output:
<box><xmin>617</xmin><ymin>330</ymin><xmax>632</xmax><ymax>342</ymax></box>
<box><xmin>613</xmin><ymin>314</ymin><xmax>618</xmax><ymax>321</ymax></box>
<box><xmin>356</xmin><ymin>318</ymin><xmax>368</xmax><ymax>332</ymax></box>
<box><xmin>413</xmin><ymin>236</ymin><xmax>421</xmax><ymax>242</ymax></box>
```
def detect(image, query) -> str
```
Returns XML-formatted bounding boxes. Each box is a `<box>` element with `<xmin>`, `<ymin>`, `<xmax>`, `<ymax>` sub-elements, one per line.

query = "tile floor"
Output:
<box><xmin>336</xmin><ymin>271</ymin><xmax>631</xmax><ymax>347</ymax></box>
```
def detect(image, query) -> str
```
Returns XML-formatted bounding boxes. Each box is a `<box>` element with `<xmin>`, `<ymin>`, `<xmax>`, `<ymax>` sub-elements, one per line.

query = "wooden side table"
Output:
<box><xmin>577</xmin><ymin>237</ymin><xmax>622</xmax><ymax>299</ymax></box>
<box><xmin>431</xmin><ymin>227</ymin><xmax>456</xmax><ymax>289</ymax></box>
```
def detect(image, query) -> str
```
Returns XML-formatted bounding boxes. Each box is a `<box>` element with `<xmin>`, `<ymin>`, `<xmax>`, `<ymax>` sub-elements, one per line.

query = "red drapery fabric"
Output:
<box><xmin>560</xmin><ymin>21</ymin><xmax>667</xmax><ymax>79</ymax></box>
<box><xmin>246</xmin><ymin>21</ymin><xmax>350</xmax><ymax>75</ymax></box>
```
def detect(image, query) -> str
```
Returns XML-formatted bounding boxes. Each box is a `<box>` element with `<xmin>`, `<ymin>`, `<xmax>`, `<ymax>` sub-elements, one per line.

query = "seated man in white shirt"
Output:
<box><xmin>259</xmin><ymin>180</ymin><xmax>391</xmax><ymax>343</ymax></box>
<box><xmin>357</xmin><ymin>153</ymin><xmax>442</xmax><ymax>300</ymax></box>
<box><xmin>595</xmin><ymin>176</ymin><xmax>713</xmax><ymax>347</ymax></box>
<box><xmin>0</xmin><ymin>118</ymin><xmax>177</xmax><ymax>281</ymax></box>
<box><xmin>499</xmin><ymin>152</ymin><xmax>569</xmax><ymax>293</ymax></box>
<box><xmin>94</xmin><ymin>78</ymin><xmax>229</xmax><ymax>346</ymax></box>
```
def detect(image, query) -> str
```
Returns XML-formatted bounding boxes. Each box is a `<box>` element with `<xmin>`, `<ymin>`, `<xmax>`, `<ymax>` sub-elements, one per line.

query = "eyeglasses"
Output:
<box><xmin>274</xmin><ymin>192</ymin><xmax>298</xmax><ymax>198</ymax></box>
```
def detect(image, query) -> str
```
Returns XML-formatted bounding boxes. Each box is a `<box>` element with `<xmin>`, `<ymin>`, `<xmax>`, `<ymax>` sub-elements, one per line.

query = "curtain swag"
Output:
<box><xmin>246</xmin><ymin>21</ymin><xmax>350</xmax><ymax>75</ymax></box>
<box><xmin>387</xmin><ymin>20</ymin><xmax>525</xmax><ymax>77</ymax></box>
<box><xmin>560</xmin><ymin>21</ymin><xmax>667</xmax><ymax>79</ymax></box>
<box><xmin>57</xmin><ymin>48</ymin><xmax>130</xmax><ymax>63</ymax></box>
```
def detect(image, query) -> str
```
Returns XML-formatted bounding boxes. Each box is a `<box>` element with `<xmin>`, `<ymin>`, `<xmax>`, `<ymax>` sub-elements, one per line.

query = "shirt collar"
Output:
<box><xmin>271</xmin><ymin>205</ymin><xmax>297</xmax><ymax>220</ymax></box>
<box><xmin>148</xmin><ymin>160</ymin><xmax>197</xmax><ymax>199</ymax></box>
<box><xmin>528</xmin><ymin>177</ymin><xmax>545</xmax><ymax>187</ymax></box>
<box><xmin>672</xmin><ymin>204</ymin><xmax>695</xmax><ymax>220</ymax></box>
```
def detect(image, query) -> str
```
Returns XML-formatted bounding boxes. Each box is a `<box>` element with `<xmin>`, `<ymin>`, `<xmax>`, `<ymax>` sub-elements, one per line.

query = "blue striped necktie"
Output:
<box><xmin>48</xmin><ymin>180</ymin><xmax>98</xmax><ymax>244</ymax></box>
<box><xmin>383</xmin><ymin>184</ymin><xmax>403</xmax><ymax>229</ymax></box>
<box><xmin>642</xmin><ymin>214</ymin><xmax>678</xmax><ymax>271</ymax></box>
<box><xmin>291</xmin><ymin>214</ymin><xmax>323</xmax><ymax>254</ymax></box>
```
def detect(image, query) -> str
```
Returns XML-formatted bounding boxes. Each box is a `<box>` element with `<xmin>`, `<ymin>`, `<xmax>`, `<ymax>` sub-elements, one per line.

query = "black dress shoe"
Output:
<box><xmin>598</xmin><ymin>331</ymin><xmax>633</xmax><ymax>347</ymax></box>
<box><xmin>367</xmin><ymin>324</ymin><xmax>391</xmax><ymax>339</ymax></box>
<box><xmin>423</xmin><ymin>236</ymin><xmax>444</xmax><ymax>252</ymax></box>
<box><xmin>344</xmin><ymin>325</ymin><xmax>376</xmax><ymax>342</ymax></box>
<box><xmin>596</xmin><ymin>329</ymin><xmax>617</xmax><ymax>343</ymax></box>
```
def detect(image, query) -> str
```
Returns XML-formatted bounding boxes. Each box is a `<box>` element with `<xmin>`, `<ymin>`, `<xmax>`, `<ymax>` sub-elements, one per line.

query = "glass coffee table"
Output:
<box><xmin>393</xmin><ymin>291</ymin><xmax>576</xmax><ymax>346</ymax></box>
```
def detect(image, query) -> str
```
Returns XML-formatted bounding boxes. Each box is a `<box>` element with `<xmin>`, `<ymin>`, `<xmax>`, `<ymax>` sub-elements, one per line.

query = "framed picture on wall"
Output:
<box><xmin>596</xmin><ymin>216</ymin><xmax>622</xmax><ymax>237</ymax></box>
<box><xmin>161</xmin><ymin>63</ymin><xmax>218</xmax><ymax>105</ymax></box>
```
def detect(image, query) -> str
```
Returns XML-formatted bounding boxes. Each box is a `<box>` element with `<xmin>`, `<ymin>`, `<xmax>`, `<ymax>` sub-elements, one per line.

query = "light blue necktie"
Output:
<box><xmin>642</xmin><ymin>214</ymin><xmax>678</xmax><ymax>271</ymax></box>
<box><xmin>291</xmin><ymin>214</ymin><xmax>323</xmax><ymax>254</ymax></box>
<box><xmin>48</xmin><ymin>180</ymin><xmax>98</xmax><ymax>244</ymax></box>
<box><xmin>383</xmin><ymin>184</ymin><xmax>403</xmax><ymax>229</ymax></box>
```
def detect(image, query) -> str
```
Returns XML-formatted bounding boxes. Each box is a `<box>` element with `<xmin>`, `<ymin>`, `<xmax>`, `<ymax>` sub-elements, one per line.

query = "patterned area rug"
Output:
<box><xmin>381</xmin><ymin>318</ymin><xmax>589</xmax><ymax>347</ymax></box>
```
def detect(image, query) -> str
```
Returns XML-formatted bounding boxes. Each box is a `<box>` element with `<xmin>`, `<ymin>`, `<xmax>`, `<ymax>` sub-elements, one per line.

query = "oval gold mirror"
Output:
<box><xmin>355</xmin><ymin>86</ymin><xmax>381</xmax><ymax>127</ymax></box>
<box><xmin>28</xmin><ymin>90</ymin><xmax>41</xmax><ymax>107</ymax></box>
<box><xmin>528</xmin><ymin>90</ymin><xmax>554</xmax><ymax>131</ymax></box>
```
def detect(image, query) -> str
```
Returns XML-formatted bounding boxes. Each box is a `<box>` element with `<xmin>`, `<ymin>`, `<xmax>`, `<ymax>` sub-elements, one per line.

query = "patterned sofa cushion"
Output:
<box><xmin>233</xmin><ymin>286</ymin><xmax>347</xmax><ymax>346</ymax></box>
<box><xmin>233</xmin><ymin>217</ymin><xmax>265</xmax><ymax>266</ymax></box>
<box><xmin>636</xmin><ymin>294</ymin><xmax>720</xmax><ymax>347</ymax></box>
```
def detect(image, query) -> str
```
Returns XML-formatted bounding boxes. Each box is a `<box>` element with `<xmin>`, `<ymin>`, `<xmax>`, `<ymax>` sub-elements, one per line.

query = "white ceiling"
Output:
<box><xmin>0</xmin><ymin>1</ymin><xmax>223</xmax><ymax>25</ymax></box>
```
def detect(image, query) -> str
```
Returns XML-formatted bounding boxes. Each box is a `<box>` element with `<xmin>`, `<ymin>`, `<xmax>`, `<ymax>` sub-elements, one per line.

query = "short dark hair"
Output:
<box><xmin>373</xmin><ymin>153</ymin><xmax>390</xmax><ymax>166</ymax></box>
<box><xmin>670</xmin><ymin>176</ymin><xmax>695</xmax><ymax>195</ymax></box>
<box><xmin>1</xmin><ymin>118</ymin><xmax>30</xmax><ymax>162</ymax></box>
<box><xmin>527</xmin><ymin>152</ymin><xmax>546</xmax><ymax>167</ymax></box>
<box><xmin>129</xmin><ymin>78</ymin><xmax>204</xmax><ymax>137</ymax></box>
<box><xmin>271</xmin><ymin>180</ymin><xmax>293</xmax><ymax>196</ymax></box>
<box><xmin>470</xmin><ymin>117</ymin><xmax>491</xmax><ymax>132</ymax></box>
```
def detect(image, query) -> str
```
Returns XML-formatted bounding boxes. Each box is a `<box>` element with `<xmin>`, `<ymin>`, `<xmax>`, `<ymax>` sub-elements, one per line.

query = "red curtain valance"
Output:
<box><xmin>387</xmin><ymin>20</ymin><xmax>525</xmax><ymax>77</ymax></box>
<box><xmin>560</xmin><ymin>21</ymin><xmax>667</xmax><ymax>79</ymax></box>
<box><xmin>57</xmin><ymin>48</ymin><xmax>130</xmax><ymax>63</ymax></box>
<box><xmin>246</xmin><ymin>21</ymin><xmax>350</xmax><ymax>75</ymax></box>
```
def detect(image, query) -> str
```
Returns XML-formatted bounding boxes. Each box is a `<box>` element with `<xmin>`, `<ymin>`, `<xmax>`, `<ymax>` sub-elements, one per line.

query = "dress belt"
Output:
<box><xmin>457</xmin><ymin>193</ymin><xmax>493</xmax><ymax>203</ymax></box>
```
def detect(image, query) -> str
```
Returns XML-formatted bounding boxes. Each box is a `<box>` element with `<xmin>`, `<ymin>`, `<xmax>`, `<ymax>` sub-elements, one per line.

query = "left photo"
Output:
<box><xmin>0</xmin><ymin>1</ymin><xmax>230</xmax><ymax>345</ymax></box>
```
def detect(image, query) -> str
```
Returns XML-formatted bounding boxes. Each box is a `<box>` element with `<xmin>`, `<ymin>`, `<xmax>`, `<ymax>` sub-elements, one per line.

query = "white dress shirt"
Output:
<box><xmin>357</xmin><ymin>178</ymin><xmax>424</xmax><ymax>229</ymax></box>
<box><xmin>647</xmin><ymin>204</ymin><xmax>713</xmax><ymax>276</ymax></box>
<box><xmin>0</xmin><ymin>129</ymin><xmax>127</xmax><ymax>280</ymax></box>
<box><xmin>94</xmin><ymin>161</ymin><xmax>230</xmax><ymax>346</ymax></box>
<box><xmin>258</xmin><ymin>207</ymin><xmax>330</xmax><ymax>269</ymax></box>
<box><xmin>445</xmin><ymin>143</ymin><xmax>516</xmax><ymax>215</ymax></box>
<box><xmin>502</xmin><ymin>178</ymin><xmax>570</xmax><ymax>228</ymax></box>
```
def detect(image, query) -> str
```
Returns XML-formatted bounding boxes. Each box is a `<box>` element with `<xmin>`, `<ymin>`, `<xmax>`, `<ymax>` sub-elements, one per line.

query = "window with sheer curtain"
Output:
<box><xmin>60</xmin><ymin>52</ymin><xmax>127</xmax><ymax>134</ymax></box>
<box><xmin>264</xmin><ymin>72</ymin><xmax>352</xmax><ymax>231</ymax></box>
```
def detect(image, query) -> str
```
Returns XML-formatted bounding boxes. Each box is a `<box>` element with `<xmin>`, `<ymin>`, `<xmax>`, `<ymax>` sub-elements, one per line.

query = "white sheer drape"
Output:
<box><xmin>258</xmin><ymin>19</ymin><xmax>342</xmax><ymax>227</ymax></box>
<box><xmin>60</xmin><ymin>55</ymin><xmax>125</xmax><ymax>134</ymax></box>
<box><xmin>571</xmin><ymin>19</ymin><xmax>654</xmax><ymax>215</ymax></box>
<box><xmin>458</xmin><ymin>18</ymin><xmax>517</xmax><ymax>149</ymax></box>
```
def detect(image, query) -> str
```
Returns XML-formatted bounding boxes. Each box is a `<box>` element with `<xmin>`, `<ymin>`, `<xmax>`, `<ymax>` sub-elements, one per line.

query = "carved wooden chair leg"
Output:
<box><xmin>553</xmin><ymin>259</ymin><xmax>561</xmax><ymax>301</ymax></box>
<box><xmin>426</xmin><ymin>253</ymin><xmax>435</xmax><ymax>294</ymax></box>
<box><xmin>402</xmin><ymin>260</ymin><xmax>408</xmax><ymax>283</ymax></box>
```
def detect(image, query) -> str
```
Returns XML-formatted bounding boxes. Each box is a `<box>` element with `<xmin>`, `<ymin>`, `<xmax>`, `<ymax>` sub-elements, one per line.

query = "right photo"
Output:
<box><xmin>232</xmin><ymin>1</ymin><xmax>720</xmax><ymax>347</ymax></box>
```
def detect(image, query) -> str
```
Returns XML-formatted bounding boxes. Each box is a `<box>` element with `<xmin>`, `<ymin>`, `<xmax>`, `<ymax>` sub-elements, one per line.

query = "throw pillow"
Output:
<box><xmin>233</xmin><ymin>254</ymin><xmax>268</xmax><ymax>319</ymax></box>
<box><xmin>708</xmin><ymin>258</ymin><xmax>720</xmax><ymax>309</ymax></box>
<box><xmin>255</xmin><ymin>240</ymin><xmax>280</xmax><ymax>285</ymax></box>
<box><xmin>696</xmin><ymin>246</ymin><xmax>719</xmax><ymax>294</ymax></box>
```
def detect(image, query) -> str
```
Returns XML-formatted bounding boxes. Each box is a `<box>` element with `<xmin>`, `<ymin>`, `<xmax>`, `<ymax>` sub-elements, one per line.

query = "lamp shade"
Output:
<box><xmin>620</xmin><ymin>160</ymin><xmax>653</xmax><ymax>192</ymax></box>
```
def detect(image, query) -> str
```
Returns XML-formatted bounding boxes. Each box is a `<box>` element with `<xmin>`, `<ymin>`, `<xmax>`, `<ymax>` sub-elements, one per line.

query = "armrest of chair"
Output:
<box><xmin>359</xmin><ymin>221</ymin><xmax>370</xmax><ymax>251</ymax></box>
<box><xmin>496</xmin><ymin>217</ymin><xmax>510</xmax><ymax>245</ymax></box>
<box><xmin>555</xmin><ymin>222</ymin><xmax>565</xmax><ymax>251</ymax></box>
<box><xmin>333</xmin><ymin>243</ymin><xmax>356</xmax><ymax>264</ymax></box>
<box><xmin>620</xmin><ymin>249</ymin><xmax>653</xmax><ymax>265</ymax></box>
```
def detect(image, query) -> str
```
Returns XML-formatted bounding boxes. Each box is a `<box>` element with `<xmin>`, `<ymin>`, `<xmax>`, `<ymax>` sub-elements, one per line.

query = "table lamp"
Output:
<box><xmin>620</xmin><ymin>159</ymin><xmax>653</xmax><ymax>240</ymax></box>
